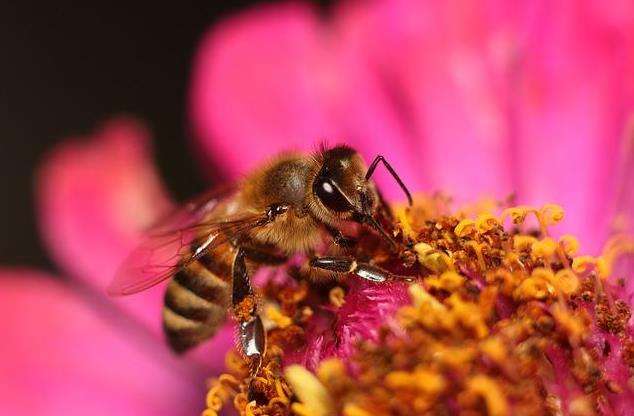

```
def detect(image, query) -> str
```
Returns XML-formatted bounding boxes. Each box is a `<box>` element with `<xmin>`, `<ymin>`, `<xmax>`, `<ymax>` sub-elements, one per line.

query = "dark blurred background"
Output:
<box><xmin>0</xmin><ymin>1</ymin><xmax>328</xmax><ymax>270</ymax></box>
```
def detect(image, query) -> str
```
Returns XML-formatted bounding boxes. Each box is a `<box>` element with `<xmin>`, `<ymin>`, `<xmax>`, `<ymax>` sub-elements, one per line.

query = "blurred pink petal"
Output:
<box><xmin>190</xmin><ymin>2</ymin><xmax>423</xmax><ymax>200</ymax></box>
<box><xmin>37</xmin><ymin>118</ymin><xmax>173</xmax><ymax>333</ymax></box>
<box><xmin>511</xmin><ymin>1</ymin><xmax>632</xmax><ymax>253</ymax></box>
<box><xmin>336</xmin><ymin>0</ymin><xmax>515</xmax><ymax>202</ymax></box>
<box><xmin>0</xmin><ymin>269</ymin><xmax>203</xmax><ymax>416</ymax></box>
<box><xmin>36</xmin><ymin>118</ymin><xmax>234</xmax><ymax>370</ymax></box>
<box><xmin>192</xmin><ymin>0</ymin><xmax>634</xmax><ymax>243</ymax></box>
<box><xmin>612</xmin><ymin>120</ymin><xmax>634</xmax><ymax>235</ymax></box>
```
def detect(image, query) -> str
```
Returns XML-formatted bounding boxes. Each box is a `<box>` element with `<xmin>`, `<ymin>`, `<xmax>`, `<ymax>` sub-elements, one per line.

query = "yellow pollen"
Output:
<box><xmin>531</xmin><ymin>237</ymin><xmax>558</xmax><ymax>261</ymax></box>
<box><xmin>551</xmin><ymin>302</ymin><xmax>585</xmax><ymax>346</ymax></box>
<box><xmin>265</xmin><ymin>304</ymin><xmax>292</xmax><ymax>329</ymax></box>
<box><xmin>514</xmin><ymin>275</ymin><xmax>552</xmax><ymax>301</ymax></box>
<box><xmin>500</xmin><ymin>205</ymin><xmax>531</xmax><ymax>224</ymax></box>
<box><xmin>394</xmin><ymin>206</ymin><xmax>417</xmax><ymax>239</ymax></box>
<box><xmin>568</xmin><ymin>396</ymin><xmax>594</xmax><ymax>416</ymax></box>
<box><xmin>476</xmin><ymin>213</ymin><xmax>499</xmax><ymax>233</ymax></box>
<box><xmin>559</xmin><ymin>235</ymin><xmax>580</xmax><ymax>256</ymax></box>
<box><xmin>245</xmin><ymin>401</ymin><xmax>257</xmax><ymax>416</ymax></box>
<box><xmin>572</xmin><ymin>256</ymin><xmax>609</xmax><ymax>278</ymax></box>
<box><xmin>414</xmin><ymin>242</ymin><xmax>454</xmax><ymax>273</ymax></box>
<box><xmin>465</xmin><ymin>240</ymin><xmax>487</xmax><ymax>270</ymax></box>
<box><xmin>480</xmin><ymin>337</ymin><xmax>508</xmax><ymax>365</ymax></box>
<box><xmin>513</xmin><ymin>235</ymin><xmax>538</xmax><ymax>251</ymax></box>
<box><xmin>342</xmin><ymin>404</ymin><xmax>372</xmax><ymax>416</ymax></box>
<box><xmin>446</xmin><ymin>294</ymin><xmax>489</xmax><ymax>339</ymax></box>
<box><xmin>385</xmin><ymin>368</ymin><xmax>447</xmax><ymax>395</ymax></box>
<box><xmin>463</xmin><ymin>375</ymin><xmax>509</xmax><ymax>416</ymax></box>
<box><xmin>455</xmin><ymin>218</ymin><xmax>477</xmax><ymax>237</ymax></box>
<box><xmin>601</xmin><ymin>234</ymin><xmax>634</xmax><ymax>277</ymax></box>
<box><xmin>553</xmin><ymin>269</ymin><xmax>580</xmax><ymax>295</ymax></box>
<box><xmin>426</xmin><ymin>271</ymin><xmax>465</xmax><ymax>291</ymax></box>
<box><xmin>284</xmin><ymin>365</ymin><xmax>334</xmax><ymax>416</ymax></box>
<box><xmin>329</xmin><ymin>286</ymin><xmax>346</xmax><ymax>308</ymax></box>
<box><xmin>539</xmin><ymin>204</ymin><xmax>565</xmax><ymax>226</ymax></box>
<box><xmin>316</xmin><ymin>358</ymin><xmax>347</xmax><ymax>386</ymax></box>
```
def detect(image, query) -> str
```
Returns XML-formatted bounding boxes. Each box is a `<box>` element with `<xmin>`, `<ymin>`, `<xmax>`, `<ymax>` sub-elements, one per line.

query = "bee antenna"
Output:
<box><xmin>365</xmin><ymin>155</ymin><xmax>413</xmax><ymax>206</ymax></box>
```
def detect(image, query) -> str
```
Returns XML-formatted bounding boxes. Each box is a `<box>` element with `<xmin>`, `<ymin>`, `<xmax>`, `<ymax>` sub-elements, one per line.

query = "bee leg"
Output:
<box><xmin>310</xmin><ymin>256</ymin><xmax>413</xmax><ymax>283</ymax></box>
<box><xmin>241</xmin><ymin>246</ymin><xmax>288</xmax><ymax>265</ymax></box>
<box><xmin>232</xmin><ymin>248</ymin><xmax>266</xmax><ymax>378</ymax></box>
<box><xmin>325</xmin><ymin>225</ymin><xmax>357</xmax><ymax>248</ymax></box>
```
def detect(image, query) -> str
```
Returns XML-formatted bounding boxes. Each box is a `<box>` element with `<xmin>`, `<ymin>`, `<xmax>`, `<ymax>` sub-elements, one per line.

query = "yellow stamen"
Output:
<box><xmin>284</xmin><ymin>365</ymin><xmax>335</xmax><ymax>416</ymax></box>
<box><xmin>414</xmin><ymin>242</ymin><xmax>454</xmax><ymax>273</ymax></box>
<box><xmin>559</xmin><ymin>235</ymin><xmax>580</xmax><ymax>256</ymax></box>
<box><xmin>463</xmin><ymin>375</ymin><xmax>509</xmax><ymax>416</ymax></box>
<box><xmin>329</xmin><ymin>286</ymin><xmax>346</xmax><ymax>308</ymax></box>
<box><xmin>265</xmin><ymin>304</ymin><xmax>293</xmax><ymax>329</ymax></box>
<box><xmin>426</xmin><ymin>270</ymin><xmax>465</xmax><ymax>291</ymax></box>
<box><xmin>539</xmin><ymin>204</ymin><xmax>565</xmax><ymax>226</ymax></box>
<box><xmin>476</xmin><ymin>213</ymin><xmax>499</xmax><ymax>233</ymax></box>
<box><xmin>342</xmin><ymin>404</ymin><xmax>372</xmax><ymax>416</ymax></box>
<box><xmin>513</xmin><ymin>235</ymin><xmax>538</xmax><ymax>251</ymax></box>
<box><xmin>455</xmin><ymin>218</ymin><xmax>477</xmax><ymax>237</ymax></box>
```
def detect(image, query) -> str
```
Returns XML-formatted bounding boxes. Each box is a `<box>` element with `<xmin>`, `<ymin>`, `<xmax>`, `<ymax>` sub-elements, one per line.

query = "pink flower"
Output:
<box><xmin>2</xmin><ymin>1</ymin><xmax>634</xmax><ymax>414</ymax></box>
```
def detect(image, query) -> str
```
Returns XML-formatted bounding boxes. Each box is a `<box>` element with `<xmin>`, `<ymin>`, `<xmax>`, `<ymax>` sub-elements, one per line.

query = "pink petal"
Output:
<box><xmin>37</xmin><ymin>118</ymin><xmax>172</xmax><ymax>333</ymax></box>
<box><xmin>511</xmin><ymin>1</ymin><xmax>631</xmax><ymax>253</ymax></box>
<box><xmin>36</xmin><ymin>118</ymin><xmax>234</xmax><ymax>370</ymax></box>
<box><xmin>336</xmin><ymin>0</ymin><xmax>515</xmax><ymax>202</ymax></box>
<box><xmin>189</xmin><ymin>2</ymin><xmax>423</xmax><ymax>200</ymax></box>
<box><xmin>610</xmin><ymin>123</ymin><xmax>634</xmax><ymax>303</ymax></box>
<box><xmin>337</xmin><ymin>0</ymin><xmax>634</xmax><ymax>251</ymax></box>
<box><xmin>0</xmin><ymin>269</ymin><xmax>204</xmax><ymax>415</ymax></box>
<box><xmin>610</xmin><ymin>109</ymin><xmax>634</xmax><ymax>237</ymax></box>
<box><xmin>285</xmin><ymin>279</ymin><xmax>409</xmax><ymax>371</ymax></box>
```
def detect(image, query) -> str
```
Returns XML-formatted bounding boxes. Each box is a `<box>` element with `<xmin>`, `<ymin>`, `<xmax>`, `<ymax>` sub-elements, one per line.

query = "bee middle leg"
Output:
<box><xmin>310</xmin><ymin>255</ymin><xmax>411</xmax><ymax>282</ymax></box>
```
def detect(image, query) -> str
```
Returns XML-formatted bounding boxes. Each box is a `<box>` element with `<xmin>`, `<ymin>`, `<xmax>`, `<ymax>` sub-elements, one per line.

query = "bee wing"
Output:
<box><xmin>108</xmin><ymin>188</ymin><xmax>264</xmax><ymax>297</ymax></box>
<box><xmin>145</xmin><ymin>184</ymin><xmax>234</xmax><ymax>234</ymax></box>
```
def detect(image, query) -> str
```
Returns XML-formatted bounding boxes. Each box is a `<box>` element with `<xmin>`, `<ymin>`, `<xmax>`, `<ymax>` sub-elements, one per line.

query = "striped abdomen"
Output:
<box><xmin>162</xmin><ymin>251</ymin><xmax>232</xmax><ymax>353</ymax></box>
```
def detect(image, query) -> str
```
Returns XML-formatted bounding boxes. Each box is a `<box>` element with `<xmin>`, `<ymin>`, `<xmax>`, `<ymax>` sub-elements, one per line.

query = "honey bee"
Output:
<box><xmin>108</xmin><ymin>145</ymin><xmax>412</xmax><ymax>377</ymax></box>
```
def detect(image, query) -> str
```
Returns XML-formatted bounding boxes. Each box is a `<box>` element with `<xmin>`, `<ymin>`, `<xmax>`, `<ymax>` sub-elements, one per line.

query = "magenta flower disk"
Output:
<box><xmin>2</xmin><ymin>1</ymin><xmax>634</xmax><ymax>415</ymax></box>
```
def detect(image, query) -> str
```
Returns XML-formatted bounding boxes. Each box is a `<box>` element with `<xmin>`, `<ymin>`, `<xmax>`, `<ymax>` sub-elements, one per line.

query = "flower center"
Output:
<box><xmin>203</xmin><ymin>194</ymin><xmax>634</xmax><ymax>416</ymax></box>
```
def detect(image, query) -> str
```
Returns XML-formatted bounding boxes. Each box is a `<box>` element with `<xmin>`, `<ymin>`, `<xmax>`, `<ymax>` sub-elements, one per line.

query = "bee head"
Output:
<box><xmin>312</xmin><ymin>146</ymin><xmax>375</xmax><ymax>214</ymax></box>
<box><xmin>311</xmin><ymin>145</ymin><xmax>398</xmax><ymax>248</ymax></box>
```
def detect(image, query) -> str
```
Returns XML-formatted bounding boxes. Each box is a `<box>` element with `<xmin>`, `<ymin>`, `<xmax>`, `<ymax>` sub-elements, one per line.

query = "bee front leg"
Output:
<box><xmin>231</xmin><ymin>248</ymin><xmax>265</xmax><ymax>378</ymax></box>
<box><xmin>325</xmin><ymin>224</ymin><xmax>357</xmax><ymax>248</ymax></box>
<box><xmin>310</xmin><ymin>256</ymin><xmax>413</xmax><ymax>283</ymax></box>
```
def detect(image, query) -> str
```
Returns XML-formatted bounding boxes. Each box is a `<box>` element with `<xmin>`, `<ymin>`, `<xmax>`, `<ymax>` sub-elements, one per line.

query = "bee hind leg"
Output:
<box><xmin>232</xmin><ymin>248</ymin><xmax>266</xmax><ymax>379</ymax></box>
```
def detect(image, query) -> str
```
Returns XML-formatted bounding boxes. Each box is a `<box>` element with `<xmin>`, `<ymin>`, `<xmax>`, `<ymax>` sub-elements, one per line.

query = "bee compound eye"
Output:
<box><xmin>314</xmin><ymin>178</ymin><xmax>352</xmax><ymax>212</ymax></box>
